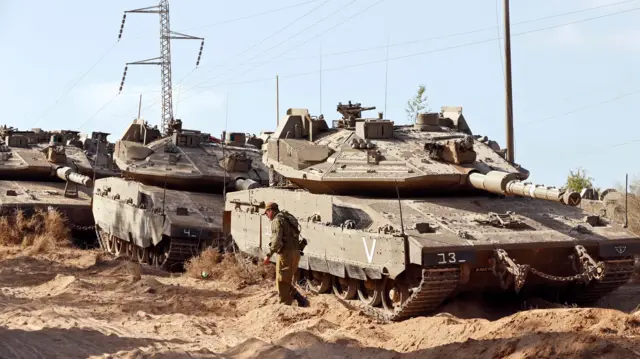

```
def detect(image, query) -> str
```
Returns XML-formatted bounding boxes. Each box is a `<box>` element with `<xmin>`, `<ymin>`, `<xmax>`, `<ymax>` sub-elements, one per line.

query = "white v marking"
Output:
<box><xmin>362</xmin><ymin>236</ymin><xmax>377</xmax><ymax>264</ymax></box>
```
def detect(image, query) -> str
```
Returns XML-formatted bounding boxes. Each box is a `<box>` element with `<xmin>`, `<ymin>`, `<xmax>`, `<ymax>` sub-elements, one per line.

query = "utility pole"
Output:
<box><xmin>503</xmin><ymin>0</ymin><xmax>515</xmax><ymax>163</ymax></box>
<box><xmin>117</xmin><ymin>0</ymin><xmax>205</xmax><ymax>136</ymax></box>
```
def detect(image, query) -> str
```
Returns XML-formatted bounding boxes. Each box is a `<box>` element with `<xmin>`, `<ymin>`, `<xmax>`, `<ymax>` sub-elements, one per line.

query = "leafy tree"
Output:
<box><xmin>405</xmin><ymin>84</ymin><xmax>430</xmax><ymax>122</ymax></box>
<box><xmin>565</xmin><ymin>167</ymin><xmax>594</xmax><ymax>193</ymax></box>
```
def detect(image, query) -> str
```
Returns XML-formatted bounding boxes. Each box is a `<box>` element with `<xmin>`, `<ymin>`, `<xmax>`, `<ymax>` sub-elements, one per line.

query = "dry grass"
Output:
<box><xmin>0</xmin><ymin>208</ymin><xmax>71</xmax><ymax>254</ymax></box>
<box><xmin>184</xmin><ymin>247</ymin><xmax>275</xmax><ymax>287</ymax></box>
<box><xmin>627</xmin><ymin>195</ymin><xmax>640</xmax><ymax>235</ymax></box>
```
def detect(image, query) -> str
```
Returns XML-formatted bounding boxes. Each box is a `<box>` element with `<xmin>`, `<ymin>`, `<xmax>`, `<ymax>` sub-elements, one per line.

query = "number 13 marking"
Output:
<box><xmin>438</xmin><ymin>252</ymin><xmax>457</xmax><ymax>264</ymax></box>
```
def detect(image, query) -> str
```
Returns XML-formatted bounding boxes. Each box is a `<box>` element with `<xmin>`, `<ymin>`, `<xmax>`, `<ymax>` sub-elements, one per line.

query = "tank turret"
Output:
<box><xmin>263</xmin><ymin>102</ymin><xmax>579</xmax><ymax>206</ymax></box>
<box><xmin>113</xmin><ymin>119</ymin><xmax>268</xmax><ymax>192</ymax></box>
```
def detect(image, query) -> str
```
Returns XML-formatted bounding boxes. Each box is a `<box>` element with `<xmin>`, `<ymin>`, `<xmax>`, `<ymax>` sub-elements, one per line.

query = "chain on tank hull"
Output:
<box><xmin>225</xmin><ymin>187</ymin><xmax>640</xmax><ymax>322</ymax></box>
<box><xmin>92</xmin><ymin>177</ymin><xmax>225</xmax><ymax>271</ymax></box>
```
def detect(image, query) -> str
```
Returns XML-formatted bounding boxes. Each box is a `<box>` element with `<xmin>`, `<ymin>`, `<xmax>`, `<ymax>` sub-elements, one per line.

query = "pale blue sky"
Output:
<box><xmin>0</xmin><ymin>0</ymin><xmax>637</xmax><ymax>189</ymax></box>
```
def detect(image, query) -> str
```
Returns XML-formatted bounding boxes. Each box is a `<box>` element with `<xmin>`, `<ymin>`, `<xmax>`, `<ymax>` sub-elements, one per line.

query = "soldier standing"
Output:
<box><xmin>262</xmin><ymin>202</ymin><xmax>309</xmax><ymax>307</ymax></box>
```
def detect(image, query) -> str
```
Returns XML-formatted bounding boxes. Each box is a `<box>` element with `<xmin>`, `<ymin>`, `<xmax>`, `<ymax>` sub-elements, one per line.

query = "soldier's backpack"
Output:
<box><xmin>280</xmin><ymin>210</ymin><xmax>308</xmax><ymax>254</ymax></box>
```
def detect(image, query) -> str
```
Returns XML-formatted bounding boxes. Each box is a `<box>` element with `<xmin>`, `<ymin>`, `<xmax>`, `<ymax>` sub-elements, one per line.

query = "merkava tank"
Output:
<box><xmin>225</xmin><ymin>102</ymin><xmax>640</xmax><ymax>321</ymax></box>
<box><xmin>91</xmin><ymin>118</ymin><xmax>269</xmax><ymax>270</ymax></box>
<box><xmin>0</xmin><ymin>125</ymin><xmax>115</xmax><ymax>235</ymax></box>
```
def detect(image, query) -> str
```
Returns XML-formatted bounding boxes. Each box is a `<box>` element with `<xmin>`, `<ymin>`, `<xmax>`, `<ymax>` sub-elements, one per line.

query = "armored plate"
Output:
<box><xmin>226</xmin><ymin>187</ymin><xmax>639</xmax><ymax>321</ymax></box>
<box><xmin>0</xmin><ymin>180</ymin><xmax>94</xmax><ymax>229</ymax></box>
<box><xmin>113</xmin><ymin>119</ymin><xmax>268</xmax><ymax>192</ymax></box>
<box><xmin>92</xmin><ymin>176</ymin><xmax>225</xmax><ymax>269</ymax></box>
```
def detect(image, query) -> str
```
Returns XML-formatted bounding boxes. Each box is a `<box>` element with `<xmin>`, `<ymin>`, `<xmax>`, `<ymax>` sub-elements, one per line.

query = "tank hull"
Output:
<box><xmin>225</xmin><ymin>187</ymin><xmax>639</xmax><ymax>321</ymax></box>
<box><xmin>91</xmin><ymin>177</ymin><xmax>225</xmax><ymax>270</ymax></box>
<box><xmin>0</xmin><ymin>180</ymin><xmax>95</xmax><ymax>245</ymax></box>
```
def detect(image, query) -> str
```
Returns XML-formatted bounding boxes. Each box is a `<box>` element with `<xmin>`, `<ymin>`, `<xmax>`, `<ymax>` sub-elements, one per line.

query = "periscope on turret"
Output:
<box><xmin>225</xmin><ymin>102</ymin><xmax>640</xmax><ymax>321</ymax></box>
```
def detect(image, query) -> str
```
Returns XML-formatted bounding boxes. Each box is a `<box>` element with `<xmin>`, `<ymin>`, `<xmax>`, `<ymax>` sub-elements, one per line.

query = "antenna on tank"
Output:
<box><xmin>162</xmin><ymin>174</ymin><xmax>168</xmax><ymax>218</ymax></box>
<box><xmin>116</xmin><ymin>0</ymin><xmax>205</xmax><ymax>136</ymax></box>
<box><xmin>222</xmin><ymin>92</ymin><xmax>229</xmax><ymax>201</ymax></box>
<box><xmin>276</xmin><ymin>75</ymin><xmax>280</xmax><ymax>126</ymax></box>
<box><xmin>92</xmin><ymin>134</ymin><xmax>100</xmax><ymax>186</ymax></box>
<box><xmin>394</xmin><ymin>181</ymin><xmax>405</xmax><ymax>237</ymax></box>
<box><xmin>384</xmin><ymin>36</ymin><xmax>389</xmax><ymax>118</ymax></box>
<box><xmin>624</xmin><ymin>173</ymin><xmax>629</xmax><ymax>228</ymax></box>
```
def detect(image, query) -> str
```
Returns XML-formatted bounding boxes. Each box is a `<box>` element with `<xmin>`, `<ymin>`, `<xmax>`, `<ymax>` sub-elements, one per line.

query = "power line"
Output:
<box><xmin>176</xmin><ymin>0</ymin><xmax>324</xmax><ymax>32</ymax></box>
<box><xmin>78</xmin><ymin>93</ymin><xmax>121</xmax><ymax>129</ymax></box>
<box><xmin>98</xmin><ymin>2</ymin><xmax>639</xmax><ymax>126</ymax></box>
<box><xmin>190</xmin><ymin>0</ymin><xmax>361</xmax><ymax>90</ymax></box>
<box><xmin>192</xmin><ymin>5</ymin><xmax>640</xmax><ymax>92</ymax></box>
<box><xmin>235</xmin><ymin>0</ymin><xmax>638</xmax><ymax>67</ymax></box>
<box><xmin>168</xmin><ymin>0</ymin><xmax>334</xmax><ymax>95</ymax></box>
<box><xmin>30</xmin><ymin>41</ymin><xmax>119</xmax><ymax>127</ymax></box>
<box><xmin>189</xmin><ymin>1</ymin><xmax>637</xmax><ymax>93</ymax></box>
<box><xmin>130</xmin><ymin>0</ymin><xmax>366</xmax><ymax>114</ymax></box>
<box><xmin>521</xmin><ymin>89</ymin><xmax>640</xmax><ymax>126</ymax></box>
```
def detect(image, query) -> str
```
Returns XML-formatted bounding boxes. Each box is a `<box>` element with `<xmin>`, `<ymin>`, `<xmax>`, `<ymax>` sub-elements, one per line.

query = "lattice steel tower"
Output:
<box><xmin>117</xmin><ymin>0</ymin><xmax>205</xmax><ymax>136</ymax></box>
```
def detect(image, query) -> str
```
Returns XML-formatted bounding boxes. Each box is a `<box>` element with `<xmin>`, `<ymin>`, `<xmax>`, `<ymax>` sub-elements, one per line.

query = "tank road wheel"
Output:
<box><xmin>332</xmin><ymin>276</ymin><xmax>358</xmax><ymax>300</ymax></box>
<box><xmin>125</xmin><ymin>242</ymin><xmax>135</xmax><ymax>258</ymax></box>
<box><xmin>103</xmin><ymin>234</ymin><xmax>115</xmax><ymax>254</ymax></box>
<box><xmin>150</xmin><ymin>244</ymin><xmax>170</xmax><ymax>269</ymax></box>
<box><xmin>381</xmin><ymin>279</ymin><xmax>410</xmax><ymax>313</ymax></box>
<box><xmin>134</xmin><ymin>246</ymin><xmax>149</xmax><ymax>264</ymax></box>
<box><xmin>302</xmin><ymin>270</ymin><xmax>331</xmax><ymax>294</ymax></box>
<box><xmin>113</xmin><ymin>238</ymin><xmax>125</xmax><ymax>257</ymax></box>
<box><xmin>358</xmin><ymin>278</ymin><xmax>384</xmax><ymax>307</ymax></box>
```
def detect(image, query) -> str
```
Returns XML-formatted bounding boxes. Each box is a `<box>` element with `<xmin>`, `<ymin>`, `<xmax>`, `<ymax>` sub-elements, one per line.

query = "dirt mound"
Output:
<box><xmin>184</xmin><ymin>249</ymin><xmax>275</xmax><ymax>289</ymax></box>
<box><xmin>224</xmin><ymin>338</ymin><xmax>300</xmax><ymax>359</ymax></box>
<box><xmin>104</xmin><ymin>348</ymin><xmax>221</xmax><ymax>359</ymax></box>
<box><xmin>30</xmin><ymin>274</ymin><xmax>78</xmax><ymax>297</ymax></box>
<box><xmin>1</xmin><ymin>246</ymin><xmax>639</xmax><ymax>359</ymax></box>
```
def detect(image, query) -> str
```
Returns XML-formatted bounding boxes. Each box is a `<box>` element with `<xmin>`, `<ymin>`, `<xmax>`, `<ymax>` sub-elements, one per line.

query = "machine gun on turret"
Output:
<box><xmin>334</xmin><ymin>101</ymin><xmax>377</xmax><ymax>128</ymax></box>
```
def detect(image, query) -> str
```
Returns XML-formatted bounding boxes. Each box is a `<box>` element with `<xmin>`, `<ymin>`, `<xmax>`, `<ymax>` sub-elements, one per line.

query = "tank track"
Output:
<box><xmin>96</xmin><ymin>228</ymin><xmax>202</xmax><ymax>271</ymax></box>
<box><xmin>332</xmin><ymin>266</ymin><xmax>461</xmax><ymax>323</ymax></box>
<box><xmin>566</xmin><ymin>257</ymin><xmax>636</xmax><ymax>304</ymax></box>
<box><xmin>160</xmin><ymin>237</ymin><xmax>201</xmax><ymax>271</ymax></box>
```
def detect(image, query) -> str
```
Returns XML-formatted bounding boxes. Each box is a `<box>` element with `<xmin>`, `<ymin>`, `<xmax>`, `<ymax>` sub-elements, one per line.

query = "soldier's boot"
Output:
<box><xmin>293</xmin><ymin>291</ymin><xmax>309</xmax><ymax>307</ymax></box>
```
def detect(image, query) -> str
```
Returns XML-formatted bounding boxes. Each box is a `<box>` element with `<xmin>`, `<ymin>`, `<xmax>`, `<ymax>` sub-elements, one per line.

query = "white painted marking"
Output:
<box><xmin>362</xmin><ymin>236</ymin><xmax>377</xmax><ymax>264</ymax></box>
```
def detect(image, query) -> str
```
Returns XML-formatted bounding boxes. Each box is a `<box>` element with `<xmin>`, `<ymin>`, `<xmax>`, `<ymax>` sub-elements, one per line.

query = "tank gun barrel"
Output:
<box><xmin>234</xmin><ymin>178</ymin><xmax>261</xmax><ymax>191</ymax></box>
<box><xmin>55</xmin><ymin>166</ymin><xmax>93</xmax><ymax>188</ymax></box>
<box><xmin>468</xmin><ymin>171</ymin><xmax>580</xmax><ymax>206</ymax></box>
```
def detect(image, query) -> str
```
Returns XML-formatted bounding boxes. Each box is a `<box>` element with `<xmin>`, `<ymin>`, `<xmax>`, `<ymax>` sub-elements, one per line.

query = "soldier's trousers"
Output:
<box><xmin>275</xmin><ymin>249</ymin><xmax>301</xmax><ymax>305</ymax></box>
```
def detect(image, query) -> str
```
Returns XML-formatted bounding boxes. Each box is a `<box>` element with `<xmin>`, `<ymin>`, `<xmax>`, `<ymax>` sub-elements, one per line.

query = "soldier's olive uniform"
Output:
<box><xmin>268</xmin><ymin>211</ymin><xmax>303</xmax><ymax>305</ymax></box>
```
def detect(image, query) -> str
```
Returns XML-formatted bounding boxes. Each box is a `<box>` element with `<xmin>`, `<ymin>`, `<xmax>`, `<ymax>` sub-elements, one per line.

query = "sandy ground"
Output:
<box><xmin>0</xmin><ymin>246</ymin><xmax>639</xmax><ymax>359</ymax></box>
